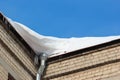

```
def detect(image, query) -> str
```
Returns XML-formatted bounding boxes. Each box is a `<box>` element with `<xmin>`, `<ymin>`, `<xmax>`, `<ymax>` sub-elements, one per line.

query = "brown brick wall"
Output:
<box><xmin>0</xmin><ymin>24</ymin><xmax>37</xmax><ymax>75</ymax></box>
<box><xmin>0</xmin><ymin>41</ymin><xmax>34</xmax><ymax>80</ymax></box>
<box><xmin>0</xmin><ymin>65</ymin><xmax>8</xmax><ymax>80</ymax></box>
<box><xmin>101</xmin><ymin>74</ymin><xmax>120</xmax><ymax>80</ymax></box>
<box><xmin>0</xmin><ymin>24</ymin><xmax>37</xmax><ymax>79</ymax></box>
<box><xmin>44</xmin><ymin>44</ymin><xmax>120</xmax><ymax>80</ymax></box>
<box><xmin>51</xmin><ymin>60</ymin><xmax>120</xmax><ymax>80</ymax></box>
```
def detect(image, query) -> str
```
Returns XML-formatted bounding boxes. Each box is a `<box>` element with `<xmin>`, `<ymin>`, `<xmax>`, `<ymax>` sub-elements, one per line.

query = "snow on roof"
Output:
<box><xmin>7</xmin><ymin>18</ymin><xmax>120</xmax><ymax>57</ymax></box>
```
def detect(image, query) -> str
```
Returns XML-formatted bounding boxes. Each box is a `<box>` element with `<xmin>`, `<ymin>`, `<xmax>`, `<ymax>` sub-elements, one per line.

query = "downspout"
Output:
<box><xmin>36</xmin><ymin>53</ymin><xmax>48</xmax><ymax>80</ymax></box>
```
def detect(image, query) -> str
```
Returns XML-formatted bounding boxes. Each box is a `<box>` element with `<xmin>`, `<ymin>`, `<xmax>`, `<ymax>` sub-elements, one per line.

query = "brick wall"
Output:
<box><xmin>0</xmin><ymin>23</ymin><xmax>37</xmax><ymax>79</ymax></box>
<box><xmin>44</xmin><ymin>43</ymin><xmax>120</xmax><ymax>80</ymax></box>
<box><xmin>0</xmin><ymin>65</ymin><xmax>8</xmax><ymax>80</ymax></box>
<box><xmin>50</xmin><ymin>60</ymin><xmax>120</xmax><ymax>80</ymax></box>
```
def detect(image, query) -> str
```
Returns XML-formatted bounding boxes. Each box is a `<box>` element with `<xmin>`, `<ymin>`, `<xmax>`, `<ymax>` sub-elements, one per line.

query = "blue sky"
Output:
<box><xmin>0</xmin><ymin>0</ymin><xmax>120</xmax><ymax>38</ymax></box>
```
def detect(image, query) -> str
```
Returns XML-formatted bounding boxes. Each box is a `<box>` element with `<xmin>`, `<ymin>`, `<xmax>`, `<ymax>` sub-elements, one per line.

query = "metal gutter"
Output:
<box><xmin>36</xmin><ymin>53</ymin><xmax>48</xmax><ymax>80</ymax></box>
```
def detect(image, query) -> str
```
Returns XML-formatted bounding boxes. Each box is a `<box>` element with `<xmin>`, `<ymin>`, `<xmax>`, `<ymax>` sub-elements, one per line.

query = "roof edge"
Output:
<box><xmin>0</xmin><ymin>12</ymin><xmax>36</xmax><ymax>61</ymax></box>
<box><xmin>47</xmin><ymin>38</ymin><xmax>120</xmax><ymax>63</ymax></box>
<box><xmin>1</xmin><ymin>13</ymin><xmax>120</xmax><ymax>63</ymax></box>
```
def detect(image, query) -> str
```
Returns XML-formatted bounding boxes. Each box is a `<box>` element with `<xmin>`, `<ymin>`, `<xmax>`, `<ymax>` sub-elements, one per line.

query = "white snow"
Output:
<box><xmin>7</xmin><ymin>18</ymin><xmax>120</xmax><ymax>57</ymax></box>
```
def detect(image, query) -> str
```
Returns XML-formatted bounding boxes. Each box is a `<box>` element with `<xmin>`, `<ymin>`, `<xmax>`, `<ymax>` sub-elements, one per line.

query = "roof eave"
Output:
<box><xmin>0</xmin><ymin>12</ymin><xmax>36</xmax><ymax>61</ymax></box>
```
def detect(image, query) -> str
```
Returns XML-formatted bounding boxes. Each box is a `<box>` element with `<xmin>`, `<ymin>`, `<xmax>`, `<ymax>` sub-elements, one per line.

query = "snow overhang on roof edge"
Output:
<box><xmin>48</xmin><ymin>38</ymin><xmax>120</xmax><ymax>62</ymax></box>
<box><xmin>1</xmin><ymin>12</ymin><xmax>120</xmax><ymax>58</ymax></box>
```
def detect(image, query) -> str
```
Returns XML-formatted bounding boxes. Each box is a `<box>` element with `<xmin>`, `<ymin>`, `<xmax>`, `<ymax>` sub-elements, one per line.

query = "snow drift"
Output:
<box><xmin>7</xmin><ymin>18</ymin><xmax>120</xmax><ymax>57</ymax></box>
